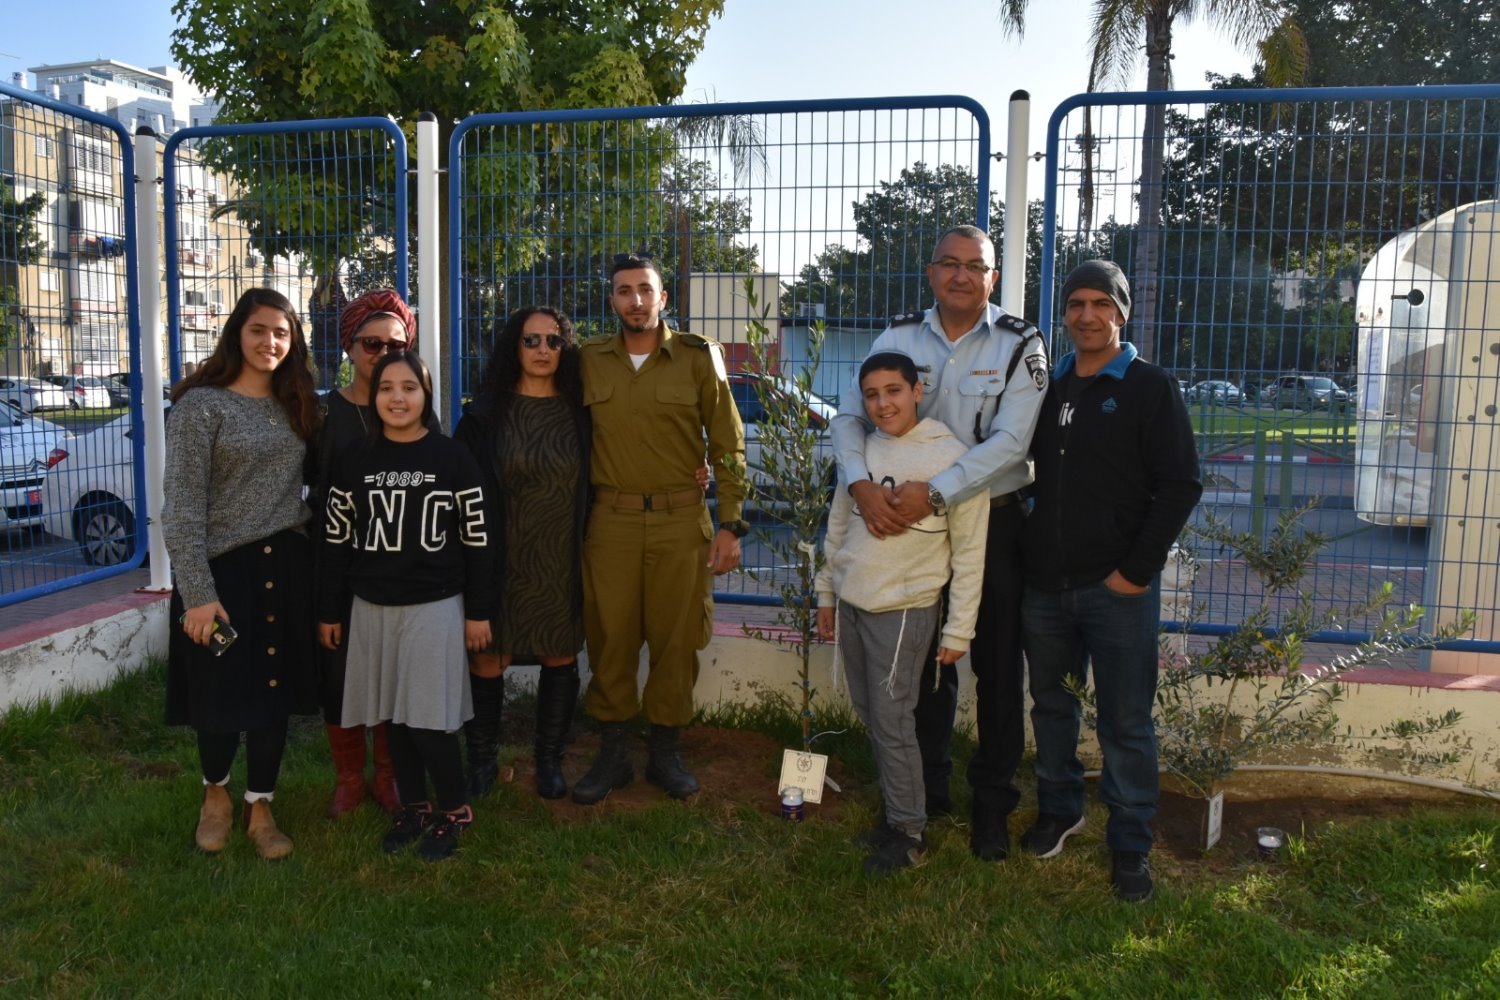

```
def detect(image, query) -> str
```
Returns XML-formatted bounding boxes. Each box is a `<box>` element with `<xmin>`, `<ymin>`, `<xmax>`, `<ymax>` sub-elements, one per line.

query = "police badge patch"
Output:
<box><xmin>1025</xmin><ymin>354</ymin><xmax>1049</xmax><ymax>391</ymax></box>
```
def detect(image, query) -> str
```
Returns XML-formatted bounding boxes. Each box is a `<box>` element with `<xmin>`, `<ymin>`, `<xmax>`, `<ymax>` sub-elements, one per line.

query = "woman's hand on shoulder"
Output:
<box><xmin>182</xmin><ymin>601</ymin><xmax>229</xmax><ymax>647</ymax></box>
<box><xmin>464</xmin><ymin>619</ymin><xmax>492</xmax><ymax>653</ymax></box>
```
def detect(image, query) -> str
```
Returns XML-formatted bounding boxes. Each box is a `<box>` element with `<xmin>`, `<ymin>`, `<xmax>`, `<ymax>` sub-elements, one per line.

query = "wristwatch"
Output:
<box><xmin>721</xmin><ymin>519</ymin><xmax>751</xmax><ymax>538</ymax></box>
<box><xmin>926</xmin><ymin>486</ymin><xmax>947</xmax><ymax>516</ymax></box>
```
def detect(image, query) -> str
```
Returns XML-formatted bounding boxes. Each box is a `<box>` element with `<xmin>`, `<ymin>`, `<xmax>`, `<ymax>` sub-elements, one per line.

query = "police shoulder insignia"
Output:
<box><xmin>1000</xmin><ymin>314</ymin><xmax>1032</xmax><ymax>333</ymax></box>
<box><xmin>888</xmin><ymin>311</ymin><xmax>924</xmax><ymax>327</ymax></box>
<box><xmin>1025</xmin><ymin>353</ymin><xmax>1049</xmax><ymax>392</ymax></box>
<box><xmin>581</xmin><ymin>333</ymin><xmax>613</xmax><ymax>348</ymax></box>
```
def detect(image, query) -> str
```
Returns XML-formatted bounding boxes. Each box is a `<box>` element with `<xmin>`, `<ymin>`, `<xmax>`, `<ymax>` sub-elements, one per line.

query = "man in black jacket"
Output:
<box><xmin>1019</xmin><ymin>260</ymin><xmax>1202</xmax><ymax>902</ymax></box>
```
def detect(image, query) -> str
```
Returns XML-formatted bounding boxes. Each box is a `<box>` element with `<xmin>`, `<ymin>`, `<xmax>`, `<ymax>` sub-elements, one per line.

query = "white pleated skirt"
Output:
<box><xmin>342</xmin><ymin>593</ymin><xmax>473</xmax><ymax>733</ymax></box>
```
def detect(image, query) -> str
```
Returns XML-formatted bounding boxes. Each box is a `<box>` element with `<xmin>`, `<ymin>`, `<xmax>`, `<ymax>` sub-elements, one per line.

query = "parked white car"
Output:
<box><xmin>42</xmin><ymin>403</ymin><xmax>166</xmax><ymax>565</ymax></box>
<box><xmin>0</xmin><ymin>377</ymin><xmax>71</xmax><ymax>413</ymax></box>
<box><xmin>42</xmin><ymin>375</ymin><xmax>115</xmax><ymax>409</ymax></box>
<box><xmin>0</xmin><ymin>412</ymin><xmax>69</xmax><ymax>532</ymax></box>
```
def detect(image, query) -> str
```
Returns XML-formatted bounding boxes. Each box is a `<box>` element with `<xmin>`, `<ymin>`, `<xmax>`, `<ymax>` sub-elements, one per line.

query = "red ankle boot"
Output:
<box><xmin>325</xmin><ymin>723</ymin><xmax>368</xmax><ymax>819</ymax></box>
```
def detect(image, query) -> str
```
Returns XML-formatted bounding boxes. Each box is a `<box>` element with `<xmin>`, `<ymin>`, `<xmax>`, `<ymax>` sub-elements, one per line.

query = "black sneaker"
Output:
<box><xmin>419</xmin><ymin>805</ymin><xmax>473</xmax><ymax>862</ymax></box>
<box><xmin>862</xmin><ymin>832</ymin><xmax>928</xmax><ymax>875</ymax></box>
<box><xmin>1111</xmin><ymin>851</ymin><xmax>1154</xmax><ymax>902</ymax></box>
<box><xmin>852</xmin><ymin>820</ymin><xmax>900</xmax><ymax>850</ymax></box>
<box><xmin>381</xmin><ymin>803</ymin><xmax>432</xmax><ymax>854</ymax></box>
<box><xmin>1020</xmin><ymin>813</ymin><xmax>1086</xmax><ymax>859</ymax></box>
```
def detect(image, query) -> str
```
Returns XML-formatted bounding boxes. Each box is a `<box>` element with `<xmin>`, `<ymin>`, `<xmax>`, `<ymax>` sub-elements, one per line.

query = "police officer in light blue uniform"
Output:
<box><xmin>830</xmin><ymin>224</ymin><xmax>1047</xmax><ymax>862</ymax></box>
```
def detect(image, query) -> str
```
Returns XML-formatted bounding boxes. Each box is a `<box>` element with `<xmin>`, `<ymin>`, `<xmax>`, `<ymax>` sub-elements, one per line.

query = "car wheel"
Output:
<box><xmin>76</xmin><ymin>499</ymin><xmax>135</xmax><ymax>567</ymax></box>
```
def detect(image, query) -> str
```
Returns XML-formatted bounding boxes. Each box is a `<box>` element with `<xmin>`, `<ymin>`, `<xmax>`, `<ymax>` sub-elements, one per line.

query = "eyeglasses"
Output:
<box><xmin>929</xmin><ymin>258</ymin><xmax>994</xmax><ymax>276</ymax></box>
<box><xmin>356</xmin><ymin>337</ymin><xmax>407</xmax><ymax>356</ymax></box>
<box><xmin>522</xmin><ymin>333</ymin><xmax>567</xmax><ymax>351</ymax></box>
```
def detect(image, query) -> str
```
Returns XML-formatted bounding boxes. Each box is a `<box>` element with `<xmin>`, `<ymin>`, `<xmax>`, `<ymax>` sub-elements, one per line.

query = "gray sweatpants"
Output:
<box><xmin>838</xmin><ymin>600</ymin><xmax>941</xmax><ymax>839</ymax></box>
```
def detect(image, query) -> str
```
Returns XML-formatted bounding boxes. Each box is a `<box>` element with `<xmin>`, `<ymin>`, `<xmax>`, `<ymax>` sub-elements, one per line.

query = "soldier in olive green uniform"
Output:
<box><xmin>571</xmin><ymin>254</ymin><xmax>749</xmax><ymax>805</ymax></box>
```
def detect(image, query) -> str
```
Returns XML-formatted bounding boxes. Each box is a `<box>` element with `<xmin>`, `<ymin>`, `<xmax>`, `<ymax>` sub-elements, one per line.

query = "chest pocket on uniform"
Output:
<box><xmin>958</xmin><ymin>373</ymin><xmax>1006</xmax><ymax>441</ymax></box>
<box><xmin>655</xmin><ymin>383</ymin><xmax>697</xmax><ymax>407</ymax></box>
<box><xmin>583</xmin><ymin>381</ymin><xmax>615</xmax><ymax>408</ymax></box>
<box><xmin>958</xmin><ymin>373</ymin><xmax>1006</xmax><ymax>399</ymax></box>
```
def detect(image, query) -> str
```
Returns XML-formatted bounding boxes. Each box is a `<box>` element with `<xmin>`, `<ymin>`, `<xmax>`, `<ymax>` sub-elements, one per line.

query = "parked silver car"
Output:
<box><xmin>1268</xmin><ymin>375</ymin><xmax>1350</xmax><ymax>411</ymax></box>
<box><xmin>42</xmin><ymin>403</ymin><xmax>166</xmax><ymax>565</ymax></box>
<box><xmin>1186</xmin><ymin>380</ymin><xmax>1244</xmax><ymax>405</ymax></box>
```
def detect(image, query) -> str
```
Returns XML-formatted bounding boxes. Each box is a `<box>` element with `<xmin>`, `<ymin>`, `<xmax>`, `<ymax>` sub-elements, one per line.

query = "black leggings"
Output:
<box><xmin>198</xmin><ymin>724</ymin><xmax>289</xmax><ymax>794</ymax></box>
<box><xmin>386</xmin><ymin>723</ymin><xmax>467</xmax><ymax>813</ymax></box>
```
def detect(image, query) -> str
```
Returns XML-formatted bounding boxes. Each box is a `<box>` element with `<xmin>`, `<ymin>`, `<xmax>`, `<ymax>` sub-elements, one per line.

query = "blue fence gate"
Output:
<box><xmin>161</xmin><ymin>118</ymin><xmax>410</xmax><ymax>387</ymax></box>
<box><xmin>0</xmin><ymin>80</ymin><xmax>144</xmax><ymax>607</ymax></box>
<box><xmin>448</xmin><ymin>97</ymin><xmax>993</xmax><ymax>602</ymax></box>
<box><xmin>1042</xmin><ymin>84</ymin><xmax>1500</xmax><ymax>661</ymax></box>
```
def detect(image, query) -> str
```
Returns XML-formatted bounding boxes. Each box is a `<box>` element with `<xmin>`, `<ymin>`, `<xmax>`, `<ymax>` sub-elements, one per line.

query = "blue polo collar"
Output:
<box><xmin>1053</xmin><ymin>342</ymin><xmax>1138</xmax><ymax>380</ymax></box>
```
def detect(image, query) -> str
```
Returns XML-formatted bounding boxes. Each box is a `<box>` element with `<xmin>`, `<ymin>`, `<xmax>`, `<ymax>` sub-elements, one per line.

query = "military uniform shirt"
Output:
<box><xmin>581</xmin><ymin>324</ymin><xmax>748</xmax><ymax>524</ymax></box>
<box><xmin>830</xmin><ymin>302</ymin><xmax>1048</xmax><ymax>505</ymax></box>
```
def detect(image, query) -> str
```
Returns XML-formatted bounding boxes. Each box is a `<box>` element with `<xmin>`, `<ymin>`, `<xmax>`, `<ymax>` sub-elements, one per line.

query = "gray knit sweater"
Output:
<box><xmin>162</xmin><ymin>386</ymin><xmax>311</xmax><ymax>608</ymax></box>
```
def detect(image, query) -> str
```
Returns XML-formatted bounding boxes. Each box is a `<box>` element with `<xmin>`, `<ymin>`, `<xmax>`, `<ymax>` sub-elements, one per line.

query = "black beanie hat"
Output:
<box><xmin>1060</xmin><ymin>259</ymin><xmax>1131</xmax><ymax>322</ymax></box>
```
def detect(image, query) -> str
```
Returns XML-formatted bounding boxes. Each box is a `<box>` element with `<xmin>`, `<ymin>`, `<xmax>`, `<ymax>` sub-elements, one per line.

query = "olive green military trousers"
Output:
<box><xmin>582</xmin><ymin>501</ymin><xmax>714</xmax><ymax>726</ymax></box>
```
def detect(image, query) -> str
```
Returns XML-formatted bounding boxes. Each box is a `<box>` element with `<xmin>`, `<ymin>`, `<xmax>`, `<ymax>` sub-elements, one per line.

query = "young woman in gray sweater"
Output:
<box><xmin>163</xmin><ymin>287</ymin><xmax>321</xmax><ymax>860</ymax></box>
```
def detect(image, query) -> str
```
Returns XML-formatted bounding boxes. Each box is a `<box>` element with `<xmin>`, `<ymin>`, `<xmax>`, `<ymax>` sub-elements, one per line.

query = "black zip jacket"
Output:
<box><xmin>1023</xmin><ymin>344</ymin><xmax>1202</xmax><ymax>591</ymax></box>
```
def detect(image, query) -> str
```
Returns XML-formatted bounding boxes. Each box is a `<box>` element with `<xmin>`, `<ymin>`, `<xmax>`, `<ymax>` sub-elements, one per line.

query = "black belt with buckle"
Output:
<box><xmin>991</xmin><ymin>490</ymin><xmax>1027</xmax><ymax>509</ymax></box>
<box><xmin>597</xmin><ymin>487</ymin><xmax>704</xmax><ymax>511</ymax></box>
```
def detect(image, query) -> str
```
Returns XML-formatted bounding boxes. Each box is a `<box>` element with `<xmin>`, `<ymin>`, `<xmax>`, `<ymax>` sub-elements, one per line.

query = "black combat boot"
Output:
<box><xmin>534</xmin><ymin>662</ymin><xmax>580</xmax><ymax>800</ymax></box>
<box><xmin>571</xmin><ymin>721</ymin><xmax>633</xmax><ymax>805</ymax></box>
<box><xmin>465</xmin><ymin>674</ymin><xmax>505</xmax><ymax>796</ymax></box>
<box><xmin>645</xmin><ymin>724</ymin><xmax>700</xmax><ymax>799</ymax></box>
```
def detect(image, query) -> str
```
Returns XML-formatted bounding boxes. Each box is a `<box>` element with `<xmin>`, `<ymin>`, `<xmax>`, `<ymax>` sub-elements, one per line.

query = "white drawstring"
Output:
<box><xmin>829</xmin><ymin>597</ymin><xmax>843</xmax><ymax>693</ymax></box>
<box><xmin>882</xmin><ymin>608</ymin><xmax>908</xmax><ymax>697</ymax></box>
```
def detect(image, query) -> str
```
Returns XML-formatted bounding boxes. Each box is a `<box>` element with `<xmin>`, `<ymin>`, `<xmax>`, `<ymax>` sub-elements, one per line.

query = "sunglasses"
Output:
<box><xmin>522</xmin><ymin>333</ymin><xmax>567</xmax><ymax>351</ymax></box>
<box><xmin>356</xmin><ymin>337</ymin><xmax>407</xmax><ymax>356</ymax></box>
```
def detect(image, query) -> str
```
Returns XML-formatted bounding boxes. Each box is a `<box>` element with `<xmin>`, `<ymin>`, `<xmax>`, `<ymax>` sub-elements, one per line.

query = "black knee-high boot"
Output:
<box><xmin>465</xmin><ymin>673</ymin><xmax>505</xmax><ymax>796</ymax></box>
<box><xmin>534</xmin><ymin>662</ymin><xmax>580</xmax><ymax>799</ymax></box>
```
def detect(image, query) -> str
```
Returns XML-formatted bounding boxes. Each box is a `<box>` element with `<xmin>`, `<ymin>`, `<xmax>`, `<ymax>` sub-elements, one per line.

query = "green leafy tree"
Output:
<box><xmin>0</xmin><ymin>178</ymin><xmax>47</xmax><ymax>348</ymax></box>
<box><xmin>171</xmin><ymin>0</ymin><xmax>727</xmax><ymax>373</ymax></box>
<box><xmin>783</xmin><ymin>162</ymin><xmax>1045</xmax><ymax>322</ymax></box>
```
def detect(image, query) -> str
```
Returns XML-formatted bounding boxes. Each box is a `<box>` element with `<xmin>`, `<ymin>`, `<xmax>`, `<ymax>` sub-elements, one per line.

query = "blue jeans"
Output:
<box><xmin>1022</xmin><ymin>577</ymin><xmax>1161</xmax><ymax>853</ymax></box>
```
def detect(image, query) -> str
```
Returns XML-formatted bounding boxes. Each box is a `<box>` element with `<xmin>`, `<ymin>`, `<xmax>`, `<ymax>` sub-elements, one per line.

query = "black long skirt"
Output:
<box><xmin>165</xmin><ymin>529</ymin><xmax>319</xmax><ymax>732</ymax></box>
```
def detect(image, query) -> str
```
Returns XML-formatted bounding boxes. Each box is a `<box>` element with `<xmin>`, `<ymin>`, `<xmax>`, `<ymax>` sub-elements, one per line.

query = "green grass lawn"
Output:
<box><xmin>1188</xmin><ymin>405</ymin><xmax>1355</xmax><ymax>440</ymax></box>
<box><xmin>2</xmin><ymin>663</ymin><xmax>1497</xmax><ymax>998</ymax></box>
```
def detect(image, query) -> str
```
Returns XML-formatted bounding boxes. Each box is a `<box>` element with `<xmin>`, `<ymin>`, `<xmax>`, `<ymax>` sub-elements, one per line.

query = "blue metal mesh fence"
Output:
<box><xmin>449</xmin><ymin>98</ymin><xmax>990</xmax><ymax>601</ymax></box>
<box><xmin>0</xmin><ymin>82</ymin><xmax>143</xmax><ymax>607</ymax></box>
<box><xmin>162</xmin><ymin>119</ymin><xmax>409</xmax><ymax>389</ymax></box>
<box><xmin>1042</xmin><ymin>85</ymin><xmax>1500</xmax><ymax>658</ymax></box>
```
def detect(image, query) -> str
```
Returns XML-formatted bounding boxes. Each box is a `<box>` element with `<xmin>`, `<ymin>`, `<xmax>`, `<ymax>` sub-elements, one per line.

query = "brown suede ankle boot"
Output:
<box><xmin>195</xmin><ymin>783</ymin><xmax>233</xmax><ymax>854</ymax></box>
<box><xmin>244</xmin><ymin>799</ymin><xmax>294</xmax><ymax>860</ymax></box>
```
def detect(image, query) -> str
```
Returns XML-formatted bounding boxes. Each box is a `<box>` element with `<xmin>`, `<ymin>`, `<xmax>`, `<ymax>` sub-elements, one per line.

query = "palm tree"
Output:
<box><xmin>999</xmin><ymin>0</ymin><xmax>1307</xmax><ymax>362</ymax></box>
<box><xmin>667</xmin><ymin>93</ymin><xmax>766</xmax><ymax>326</ymax></box>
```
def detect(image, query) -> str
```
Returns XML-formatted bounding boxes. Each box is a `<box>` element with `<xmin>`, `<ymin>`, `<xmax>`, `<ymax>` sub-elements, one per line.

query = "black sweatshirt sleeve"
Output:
<box><xmin>1119</xmin><ymin>371</ymin><xmax>1204</xmax><ymax>586</ymax></box>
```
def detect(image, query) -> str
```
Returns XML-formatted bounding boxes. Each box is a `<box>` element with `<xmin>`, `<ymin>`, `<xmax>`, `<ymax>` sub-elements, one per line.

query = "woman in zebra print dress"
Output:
<box><xmin>454</xmin><ymin>307</ymin><xmax>590</xmax><ymax>799</ymax></box>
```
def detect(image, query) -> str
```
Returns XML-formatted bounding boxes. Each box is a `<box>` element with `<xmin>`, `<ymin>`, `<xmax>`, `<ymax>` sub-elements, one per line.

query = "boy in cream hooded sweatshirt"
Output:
<box><xmin>817</xmin><ymin>351</ymin><xmax>989</xmax><ymax>874</ymax></box>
